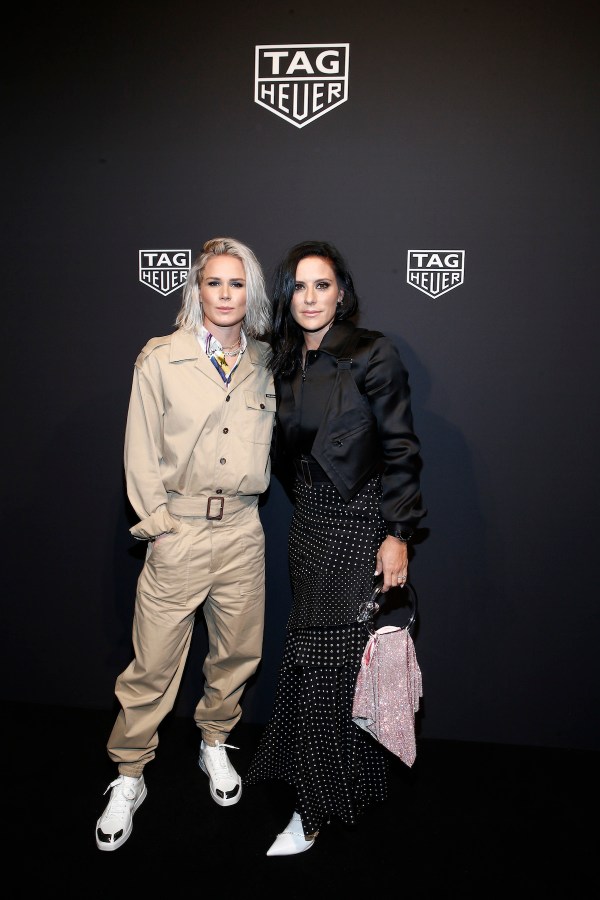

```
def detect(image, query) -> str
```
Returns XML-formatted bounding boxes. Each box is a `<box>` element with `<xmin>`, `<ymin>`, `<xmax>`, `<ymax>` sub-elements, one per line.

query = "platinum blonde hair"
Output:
<box><xmin>176</xmin><ymin>237</ymin><xmax>271</xmax><ymax>337</ymax></box>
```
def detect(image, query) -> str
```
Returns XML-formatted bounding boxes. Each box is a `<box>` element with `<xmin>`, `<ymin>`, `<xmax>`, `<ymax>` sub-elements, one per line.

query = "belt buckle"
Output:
<box><xmin>300</xmin><ymin>459</ymin><xmax>313</xmax><ymax>487</ymax></box>
<box><xmin>206</xmin><ymin>496</ymin><xmax>225</xmax><ymax>520</ymax></box>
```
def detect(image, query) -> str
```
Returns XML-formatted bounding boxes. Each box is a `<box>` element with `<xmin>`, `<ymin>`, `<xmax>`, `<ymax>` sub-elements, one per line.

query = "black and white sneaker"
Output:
<box><xmin>199</xmin><ymin>741</ymin><xmax>242</xmax><ymax>806</ymax></box>
<box><xmin>95</xmin><ymin>775</ymin><xmax>147</xmax><ymax>851</ymax></box>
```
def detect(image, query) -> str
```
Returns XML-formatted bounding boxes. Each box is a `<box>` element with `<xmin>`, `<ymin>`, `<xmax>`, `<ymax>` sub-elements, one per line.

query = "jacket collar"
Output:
<box><xmin>169</xmin><ymin>327</ymin><xmax>266</xmax><ymax>366</ymax></box>
<box><xmin>310</xmin><ymin>320</ymin><xmax>356</xmax><ymax>358</ymax></box>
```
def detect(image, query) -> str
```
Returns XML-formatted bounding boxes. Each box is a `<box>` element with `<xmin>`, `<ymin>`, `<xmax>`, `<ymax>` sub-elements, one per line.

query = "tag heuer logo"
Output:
<box><xmin>139</xmin><ymin>250</ymin><xmax>191</xmax><ymax>296</ymax></box>
<box><xmin>407</xmin><ymin>250</ymin><xmax>466</xmax><ymax>298</ymax></box>
<box><xmin>255</xmin><ymin>43</ymin><xmax>350</xmax><ymax>128</ymax></box>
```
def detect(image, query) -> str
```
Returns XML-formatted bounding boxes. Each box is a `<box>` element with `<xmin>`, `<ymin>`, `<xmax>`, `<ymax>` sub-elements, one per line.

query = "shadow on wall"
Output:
<box><xmin>384</xmin><ymin>335</ymin><xmax>507</xmax><ymax>745</ymax></box>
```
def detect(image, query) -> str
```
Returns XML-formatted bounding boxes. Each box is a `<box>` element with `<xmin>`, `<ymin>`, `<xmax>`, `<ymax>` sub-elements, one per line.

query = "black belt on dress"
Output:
<box><xmin>293</xmin><ymin>457</ymin><xmax>331</xmax><ymax>486</ymax></box>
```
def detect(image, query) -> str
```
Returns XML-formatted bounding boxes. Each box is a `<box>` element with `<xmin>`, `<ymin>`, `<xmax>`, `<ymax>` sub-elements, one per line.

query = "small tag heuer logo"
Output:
<box><xmin>407</xmin><ymin>250</ymin><xmax>465</xmax><ymax>298</ymax></box>
<box><xmin>255</xmin><ymin>43</ymin><xmax>349</xmax><ymax>128</ymax></box>
<box><xmin>139</xmin><ymin>250</ymin><xmax>191</xmax><ymax>296</ymax></box>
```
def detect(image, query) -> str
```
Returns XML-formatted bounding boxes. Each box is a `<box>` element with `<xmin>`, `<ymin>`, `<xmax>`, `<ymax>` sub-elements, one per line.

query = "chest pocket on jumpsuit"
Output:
<box><xmin>243</xmin><ymin>391</ymin><xmax>276</xmax><ymax>444</ymax></box>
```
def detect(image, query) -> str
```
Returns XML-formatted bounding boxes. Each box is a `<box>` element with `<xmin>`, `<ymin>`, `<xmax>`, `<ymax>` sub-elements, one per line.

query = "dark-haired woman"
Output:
<box><xmin>246</xmin><ymin>241</ymin><xmax>426</xmax><ymax>856</ymax></box>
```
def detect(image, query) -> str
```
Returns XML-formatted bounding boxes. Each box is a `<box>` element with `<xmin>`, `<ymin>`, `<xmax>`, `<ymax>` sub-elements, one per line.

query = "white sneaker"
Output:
<box><xmin>198</xmin><ymin>740</ymin><xmax>242</xmax><ymax>806</ymax></box>
<box><xmin>266</xmin><ymin>811</ymin><xmax>318</xmax><ymax>857</ymax></box>
<box><xmin>95</xmin><ymin>775</ymin><xmax>147</xmax><ymax>851</ymax></box>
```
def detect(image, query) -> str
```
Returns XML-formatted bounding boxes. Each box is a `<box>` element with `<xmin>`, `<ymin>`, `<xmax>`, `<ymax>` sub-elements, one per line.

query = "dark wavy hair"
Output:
<box><xmin>269</xmin><ymin>240</ymin><xmax>360</xmax><ymax>377</ymax></box>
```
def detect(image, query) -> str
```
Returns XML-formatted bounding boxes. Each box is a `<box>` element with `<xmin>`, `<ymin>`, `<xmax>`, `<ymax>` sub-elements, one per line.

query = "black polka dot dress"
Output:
<box><xmin>246</xmin><ymin>475</ymin><xmax>390</xmax><ymax>836</ymax></box>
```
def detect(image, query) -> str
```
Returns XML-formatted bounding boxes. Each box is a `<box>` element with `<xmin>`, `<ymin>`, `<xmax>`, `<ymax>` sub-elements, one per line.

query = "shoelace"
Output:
<box><xmin>103</xmin><ymin>777</ymin><xmax>137</xmax><ymax>816</ymax></box>
<box><xmin>210</xmin><ymin>741</ymin><xmax>239</xmax><ymax>772</ymax></box>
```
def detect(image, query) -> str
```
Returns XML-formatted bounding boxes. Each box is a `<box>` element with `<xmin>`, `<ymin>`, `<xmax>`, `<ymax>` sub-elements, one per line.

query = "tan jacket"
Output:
<box><xmin>124</xmin><ymin>328</ymin><xmax>275</xmax><ymax>540</ymax></box>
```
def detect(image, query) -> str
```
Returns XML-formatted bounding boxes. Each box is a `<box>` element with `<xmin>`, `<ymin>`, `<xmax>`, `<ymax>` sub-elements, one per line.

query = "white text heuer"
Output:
<box><xmin>139</xmin><ymin>250</ymin><xmax>191</xmax><ymax>297</ymax></box>
<box><xmin>406</xmin><ymin>251</ymin><xmax>466</xmax><ymax>299</ymax></box>
<box><xmin>255</xmin><ymin>44</ymin><xmax>350</xmax><ymax>128</ymax></box>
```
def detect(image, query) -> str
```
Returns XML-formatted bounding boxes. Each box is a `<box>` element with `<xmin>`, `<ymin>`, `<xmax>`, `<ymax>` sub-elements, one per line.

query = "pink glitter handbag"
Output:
<box><xmin>352</xmin><ymin>579</ymin><xmax>422</xmax><ymax>767</ymax></box>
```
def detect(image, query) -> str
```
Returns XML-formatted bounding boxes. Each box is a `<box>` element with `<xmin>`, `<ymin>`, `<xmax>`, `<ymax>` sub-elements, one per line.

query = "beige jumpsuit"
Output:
<box><xmin>107</xmin><ymin>328</ymin><xmax>275</xmax><ymax>777</ymax></box>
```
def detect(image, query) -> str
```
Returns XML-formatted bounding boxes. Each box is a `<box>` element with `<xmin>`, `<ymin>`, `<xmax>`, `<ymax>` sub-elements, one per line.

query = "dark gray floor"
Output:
<box><xmin>8</xmin><ymin>701</ymin><xmax>596</xmax><ymax>897</ymax></box>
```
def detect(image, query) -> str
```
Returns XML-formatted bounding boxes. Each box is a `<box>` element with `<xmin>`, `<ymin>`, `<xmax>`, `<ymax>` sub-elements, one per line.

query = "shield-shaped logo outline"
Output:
<box><xmin>406</xmin><ymin>250</ymin><xmax>466</xmax><ymax>299</ymax></box>
<box><xmin>254</xmin><ymin>43</ymin><xmax>350</xmax><ymax>129</ymax></box>
<box><xmin>139</xmin><ymin>249</ymin><xmax>191</xmax><ymax>297</ymax></box>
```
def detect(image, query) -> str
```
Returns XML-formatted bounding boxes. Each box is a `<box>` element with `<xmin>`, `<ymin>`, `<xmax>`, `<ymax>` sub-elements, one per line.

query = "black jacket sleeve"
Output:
<box><xmin>363</xmin><ymin>334</ymin><xmax>426</xmax><ymax>534</ymax></box>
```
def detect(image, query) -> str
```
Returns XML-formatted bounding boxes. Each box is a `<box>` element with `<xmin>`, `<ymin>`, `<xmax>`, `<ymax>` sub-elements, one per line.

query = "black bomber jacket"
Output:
<box><xmin>273</xmin><ymin>320</ymin><xmax>427</xmax><ymax>536</ymax></box>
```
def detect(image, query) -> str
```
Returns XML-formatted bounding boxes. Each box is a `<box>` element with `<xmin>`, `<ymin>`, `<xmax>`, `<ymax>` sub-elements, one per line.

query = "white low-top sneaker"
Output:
<box><xmin>266</xmin><ymin>811</ymin><xmax>318</xmax><ymax>856</ymax></box>
<box><xmin>95</xmin><ymin>775</ymin><xmax>147</xmax><ymax>851</ymax></box>
<box><xmin>198</xmin><ymin>740</ymin><xmax>242</xmax><ymax>806</ymax></box>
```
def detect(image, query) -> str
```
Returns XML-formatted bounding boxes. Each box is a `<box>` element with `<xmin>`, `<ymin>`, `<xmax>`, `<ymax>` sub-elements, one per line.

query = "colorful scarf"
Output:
<box><xmin>199</xmin><ymin>326</ymin><xmax>246</xmax><ymax>385</ymax></box>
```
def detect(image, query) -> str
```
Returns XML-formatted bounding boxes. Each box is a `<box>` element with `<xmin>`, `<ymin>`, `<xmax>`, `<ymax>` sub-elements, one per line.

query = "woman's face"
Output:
<box><xmin>290</xmin><ymin>255</ymin><xmax>343</xmax><ymax>341</ymax></box>
<box><xmin>200</xmin><ymin>254</ymin><xmax>247</xmax><ymax>334</ymax></box>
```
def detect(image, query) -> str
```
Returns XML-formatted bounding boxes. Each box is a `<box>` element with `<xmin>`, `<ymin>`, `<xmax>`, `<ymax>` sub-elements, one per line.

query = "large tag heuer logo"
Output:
<box><xmin>139</xmin><ymin>250</ymin><xmax>191</xmax><ymax>296</ymax></box>
<box><xmin>255</xmin><ymin>43</ymin><xmax>350</xmax><ymax>128</ymax></box>
<box><xmin>407</xmin><ymin>250</ymin><xmax>466</xmax><ymax>298</ymax></box>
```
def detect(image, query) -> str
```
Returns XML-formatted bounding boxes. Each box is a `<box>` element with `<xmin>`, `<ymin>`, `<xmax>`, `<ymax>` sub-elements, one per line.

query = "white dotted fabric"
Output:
<box><xmin>246</xmin><ymin>476</ymin><xmax>390</xmax><ymax>835</ymax></box>
<box><xmin>287</xmin><ymin>476</ymin><xmax>387</xmax><ymax>629</ymax></box>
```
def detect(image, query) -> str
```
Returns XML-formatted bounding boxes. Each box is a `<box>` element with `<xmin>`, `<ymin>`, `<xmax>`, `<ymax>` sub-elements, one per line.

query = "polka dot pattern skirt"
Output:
<box><xmin>246</xmin><ymin>476</ymin><xmax>389</xmax><ymax>835</ymax></box>
<box><xmin>288</xmin><ymin>475</ymin><xmax>387</xmax><ymax>629</ymax></box>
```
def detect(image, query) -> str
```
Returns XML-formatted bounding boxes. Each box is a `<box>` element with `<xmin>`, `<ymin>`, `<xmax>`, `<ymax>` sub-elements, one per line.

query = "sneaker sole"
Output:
<box><xmin>198</xmin><ymin>756</ymin><xmax>243</xmax><ymax>807</ymax></box>
<box><xmin>95</xmin><ymin>782</ymin><xmax>148</xmax><ymax>851</ymax></box>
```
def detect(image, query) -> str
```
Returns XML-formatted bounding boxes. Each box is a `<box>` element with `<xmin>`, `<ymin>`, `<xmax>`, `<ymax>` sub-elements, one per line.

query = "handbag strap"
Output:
<box><xmin>357</xmin><ymin>577</ymin><xmax>418</xmax><ymax>634</ymax></box>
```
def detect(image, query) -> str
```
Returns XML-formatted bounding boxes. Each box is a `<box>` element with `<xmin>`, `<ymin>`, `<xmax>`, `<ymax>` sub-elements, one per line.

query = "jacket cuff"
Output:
<box><xmin>386</xmin><ymin>524</ymin><xmax>414</xmax><ymax>542</ymax></box>
<box><xmin>130</xmin><ymin>506</ymin><xmax>181</xmax><ymax>541</ymax></box>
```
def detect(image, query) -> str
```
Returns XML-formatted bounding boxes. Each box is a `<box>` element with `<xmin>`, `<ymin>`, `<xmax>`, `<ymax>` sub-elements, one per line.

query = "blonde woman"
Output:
<box><xmin>96</xmin><ymin>238</ymin><xmax>275</xmax><ymax>851</ymax></box>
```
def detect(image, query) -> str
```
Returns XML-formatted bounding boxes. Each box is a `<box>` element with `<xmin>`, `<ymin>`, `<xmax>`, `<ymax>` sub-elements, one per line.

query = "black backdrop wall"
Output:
<box><xmin>4</xmin><ymin>0</ymin><xmax>599</xmax><ymax>751</ymax></box>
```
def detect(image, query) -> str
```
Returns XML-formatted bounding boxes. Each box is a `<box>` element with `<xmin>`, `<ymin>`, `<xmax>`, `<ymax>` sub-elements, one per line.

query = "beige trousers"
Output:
<box><xmin>107</xmin><ymin>495</ymin><xmax>265</xmax><ymax>777</ymax></box>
